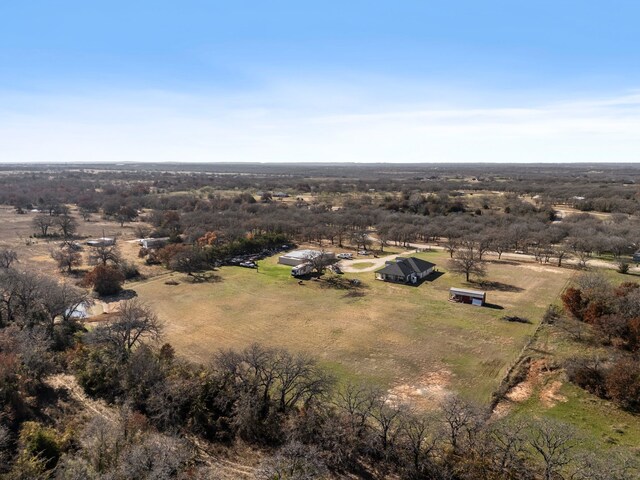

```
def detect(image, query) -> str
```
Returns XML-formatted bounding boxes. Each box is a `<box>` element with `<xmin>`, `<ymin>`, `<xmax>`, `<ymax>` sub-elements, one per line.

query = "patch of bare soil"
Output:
<box><xmin>386</xmin><ymin>369</ymin><xmax>453</xmax><ymax>408</ymax></box>
<box><xmin>539</xmin><ymin>380</ymin><xmax>567</xmax><ymax>408</ymax></box>
<box><xmin>493</xmin><ymin>359</ymin><xmax>566</xmax><ymax>418</ymax></box>
<box><xmin>519</xmin><ymin>264</ymin><xmax>564</xmax><ymax>274</ymax></box>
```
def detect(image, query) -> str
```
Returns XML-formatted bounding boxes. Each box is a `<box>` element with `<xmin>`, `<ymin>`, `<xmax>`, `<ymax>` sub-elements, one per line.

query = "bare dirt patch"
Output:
<box><xmin>387</xmin><ymin>370</ymin><xmax>453</xmax><ymax>408</ymax></box>
<box><xmin>540</xmin><ymin>380</ymin><xmax>568</xmax><ymax>408</ymax></box>
<box><xmin>493</xmin><ymin>359</ymin><xmax>567</xmax><ymax>417</ymax></box>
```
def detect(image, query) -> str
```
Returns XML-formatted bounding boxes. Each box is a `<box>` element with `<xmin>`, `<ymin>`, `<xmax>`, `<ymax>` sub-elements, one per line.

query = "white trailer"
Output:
<box><xmin>291</xmin><ymin>262</ymin><xmax>313</xmax><ymax>277</ymax></box>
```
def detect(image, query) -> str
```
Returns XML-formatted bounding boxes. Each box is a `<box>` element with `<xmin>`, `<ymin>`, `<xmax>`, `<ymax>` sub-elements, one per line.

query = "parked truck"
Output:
<box><xmin>291</xmin><ymin>262</ymin><xmax>313</xmax><ymax>277</ymax></box>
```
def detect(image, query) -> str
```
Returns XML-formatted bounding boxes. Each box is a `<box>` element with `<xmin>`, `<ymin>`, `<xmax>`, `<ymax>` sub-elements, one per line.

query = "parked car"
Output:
<box><xmin>357</xmin><ymin>250</ymin><xmax>371</xmax><ymax>256</ymax></box>
<box><xmin>239</xmin><ymin>261</ymin><xmax>257</xmax><ymax>268</ymax></box>
<box><xmin>337</xmin><ymin>253</ymin><xmax>353</xmax><ymax>259</ymax></box>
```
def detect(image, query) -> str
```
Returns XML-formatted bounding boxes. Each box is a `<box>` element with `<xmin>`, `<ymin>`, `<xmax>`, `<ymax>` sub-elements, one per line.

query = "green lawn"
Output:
<box><xmin>350</xmin><ymin>261</ymin><xmax>376</xmax><ymax>270</ymax></box>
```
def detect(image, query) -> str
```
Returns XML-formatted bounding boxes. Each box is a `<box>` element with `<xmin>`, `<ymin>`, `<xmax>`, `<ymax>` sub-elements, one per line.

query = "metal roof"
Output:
<box><xmin>449</xmin><ymin>287</ymin><xmax>486</xmax><ymax>297</ymax></box>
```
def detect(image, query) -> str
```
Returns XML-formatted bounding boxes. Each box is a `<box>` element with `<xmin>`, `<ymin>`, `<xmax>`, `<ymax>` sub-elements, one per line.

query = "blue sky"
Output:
<box><xmin>1</xmin><ymin>1</ymin><xmax>640</xmax><ymax>163</ymax></box>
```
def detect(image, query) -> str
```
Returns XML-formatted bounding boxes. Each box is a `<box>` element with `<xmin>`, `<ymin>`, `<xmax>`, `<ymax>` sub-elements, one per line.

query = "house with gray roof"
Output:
<box><xmin>375</xmin><ymin>257</ymin><xmax>436</xmax><ymax>284</ymax></box>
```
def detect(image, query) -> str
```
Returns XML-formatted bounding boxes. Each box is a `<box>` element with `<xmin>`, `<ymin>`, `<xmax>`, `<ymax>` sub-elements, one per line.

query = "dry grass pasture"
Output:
<box><xmin>0</xmin><ymin>205</ymin><xmax>162</xmax><ymax>279</ymax></box>
<box><xmin>0</xmin><ymin>205</ymin><xmax>576</xmax><ymax>405</ymax></box>
<box><xmin>132</xmin><ymin>250</ymin><xmax>574</xmax><ymax>403</ymax></box>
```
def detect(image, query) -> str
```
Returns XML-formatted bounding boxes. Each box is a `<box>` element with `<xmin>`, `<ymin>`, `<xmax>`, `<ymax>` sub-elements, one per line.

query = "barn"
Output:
<box><xmin>375</xmin><ymin>257</ymin><xmax>436</xmax><ymax>284</ymax></box>
<box><xmin>278</xmin><ymin>249</ymin><xmax>335</xmax><ymax>266</ymax></box>
<box><xmin>86</xmin><ymin>237</ymin><xmax>116</xmax><ymax>247</ymax></box>
<box><xmin>449</xmin><ymin>287</ymin><xmax>486</xmax><ymax>306</ymax></box>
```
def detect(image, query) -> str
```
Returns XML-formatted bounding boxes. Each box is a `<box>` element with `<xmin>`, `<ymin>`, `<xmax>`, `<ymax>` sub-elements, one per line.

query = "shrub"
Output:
<box><xmin>605</xmin><ymin>358</ymin><xmax>640</xmax><ymax>412</ymax></box>
<box><xmin>118</xmin><ymin>260</ymin><xmax>140</xmax><ymax>280</ymax></box>
<box><xmin>617</xmin><ymin>261</ymin><xmax>630</xmax><ymax>274</ymax></box>
<box><xmin>82</xmin><ymin>265</ymin><xmax>125</xmax><ymax>296</ymax></box>
<box><xmin>561</xmin><ymin>287</ymin><xmax>585</xmax><ymax>321</ymax></box>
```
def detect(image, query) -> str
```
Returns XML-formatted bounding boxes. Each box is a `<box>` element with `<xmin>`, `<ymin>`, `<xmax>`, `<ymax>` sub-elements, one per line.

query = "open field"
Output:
<box><xmin>0</xmin><ymin>205</ymin><xmax>163</xmax><ymax>279</ymax></box>
<box><xmin>132</xmin><ymin>250</ymin><xmax>574</xmax><ymax>404</ymax></box>
<box><xmin>494</xmin><ymin>268</ymin><xmax>640</xmax><ymax>452</ymax></box>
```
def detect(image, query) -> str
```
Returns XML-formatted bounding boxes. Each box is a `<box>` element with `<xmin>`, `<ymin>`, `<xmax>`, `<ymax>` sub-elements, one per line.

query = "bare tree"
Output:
<box><xmin>528</xmin><ymin>419</ymin><xmax>577</xmax><ymax>480</ymax></box>
<box><xmin>399</xmin><ymin>410</ymin><xmax>441</xmax><ymax>477</ymax></box>
<box><xmin>32</xmin><ymin>214</ymin><xmax>54</xmax><ymax>236</ymax></box>
<box><xmin>51</xmin><ymin>246</ymin><xmax>82</xmax><ymax>273</ymax></box>
<box><xmin>486</xmin><ymin>418</ymin><xmax>529</xmax><ymax>476</ymax></box>
<box><xmin>370</xmin><ymin>397</ymin><xmax>403</xmax><ymax>454</ymax></box>
<box><xmin>440</xmin><ymin>395</ymin><xmax>481</xmax><ymax>454</ymax></box>
<box><xmin>115</xmin><ymin>205</ymin><xmax>138</xmax><ymax>227</ymax></box>
<box><xmin>55</xmin><ymin>213</ymin><xmax>78</xmax><ymax>239</ymax></box>
<box><xmin>443</xmin><ymin>238</ymin><xmax>460</xmax><ymax>258</ymax></box>
<box><xmin>305</xmin><ymin>249</ymin><xmax>333</xmax><ymax>275</ymax></box>
<box><xmin>89</xmin><ymin>244</ymin><xmax>122</xmax><ymax>266</ymax></box>
<box><xmin>272</xmin><ymin>350</ymin><xmax>334</xmax><ymax>414</ymax></box>
<box><xmin>448</xmin><ymin>249</ymin><xmax>487</xmax><ymax>282</ymax></box>
<box><xmin>257</xmin><ymin>441</ymin><xmax>328</xmax><ymax>480</ymax></box>
<box><xmin>350</xmin><ymin>231</ymin><xmax>372</xmax><ymax>251</ymax></box>
<box><xmin>91</xmin><ymin>299</ymin><xmax>163</xmax><ymax>358</ymax></box>
<box><xmin>40</xmin><ymin>281</ymin><xmax>91</xmax><ymax>331</ymax></box>
<box><xmin>0</xmin><ymin>248</ymin><xmax>17</xmax><ymax>269</ymax></box>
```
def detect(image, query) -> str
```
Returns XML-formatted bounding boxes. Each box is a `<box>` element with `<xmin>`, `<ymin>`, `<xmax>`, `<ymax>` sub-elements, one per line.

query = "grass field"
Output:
<box><xmin>132</xmin><ymin>250</ymin><xmax>574</xmax><ymax>404</ymax></box>
<box><xmin>350</xmin><ymin>261</ymin><xmax>376</xmax><ymax>270</ymax></box>
<box><xmin>496</xmin><ymin>267</ymin><xmax>640</xmax><ymax>452</ymax></box>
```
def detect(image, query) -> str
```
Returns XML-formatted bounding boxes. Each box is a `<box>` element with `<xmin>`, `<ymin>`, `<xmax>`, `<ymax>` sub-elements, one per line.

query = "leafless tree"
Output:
<box><xmin>485</xmin><ymin>418</ymin><xmax>529</xmax><ymax>477</ymax></box>
<box><xmin>528</xmin><ymin>419</ymin><xmax>577</xmax><ymax>480</ymax></box>
<box><xmin>440</xmin><ymin>395</ymin><xmax>481</xmax><ymax>454</ymax></box>
<box><xmin>370</xmin><ymin>397</ymin><xmax>403</xmax><ymax>453</ymax></box>
<box><xmin>272</xmin><ymin>350</ymin><xmax>333</xmax><ymax>414</ymax></box>
<box><xmin>89</xmin><ymin>244</ymin><xmax>122</xmax><ymax>266</ymax></box>
<box><xmin>490</xmin><ymin>234</ymin><xmax>510</xmax><ymax>259</ymax></box>
<box><xmin>443</xmin><ymin>238</ymin><xmax>460</xmax><ymax>258</ymax></box>
<box><xmin>554</xmin><ymin>245</ymin><xmax>571</xmax><ymax>267</ymax></box>
<box><xmin>350</xmin><ymin>231</ymin><xmax>372</xmax><ymax>251</ymax></box>
<box><xmin>0</xmin><ymin>248</ymin><xmax>17</xmax><ymax>269</ymax></box>
<box><xmin>55</xmin><ymin>213</ymin><xmax>78</xmax><ymax>238</ymax></box>
<box><xmin>399</xmin><ymin>410</ymin><xmax>442</xmax><ymax>477</ymax></box>
<box><xmin>91</xmin><ymin>299</ymin><xmax>163</xmax><ymax>358</ymax></box>
<box><xmin>32</xmin><ymin>214</ymin><xmax>54</xmax><ymax>236</ymax></box>
<box><xmin>334</xmin><ymin>382</ymin><xmax>378</xmax><ymax>439</ymax></box>
<box><xmin>51</xmin><ymin>246</ymin><xmax>82</xmax><ymax>273</ymax></box>
<box><xmin>40</xmin><ymin>281</ymin><xmax>91</xmax><ymax>330</ymax></box>
<box><xmin>257</xmin><ymin>441</ymin><xmax>328</xmax><ymax>480</ymax></box>
<box><xmin>305</xmin><ymin>249</ymin><xmax>333</xmax><ymax>275</ymax></box>
<box><xmin>448</xmin><ymin>249</ymin><xmax>487</xmax><ymax>282</ymax></box>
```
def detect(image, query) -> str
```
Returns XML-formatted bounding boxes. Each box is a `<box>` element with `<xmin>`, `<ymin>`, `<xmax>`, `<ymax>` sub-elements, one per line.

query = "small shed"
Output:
<box><xmin>449</xmin><ymin>287</ymin><xmax>486</xmax><ymax>306</ymax></box>
<box><xmin>140</xmin><ymin>237</ymin><xmax>169</xmax><ymax>249</ymax></box>
<box><xmin>86</xmin><ymin>237</ymin><xmax>116</xmax><ymax>247</ymax></box>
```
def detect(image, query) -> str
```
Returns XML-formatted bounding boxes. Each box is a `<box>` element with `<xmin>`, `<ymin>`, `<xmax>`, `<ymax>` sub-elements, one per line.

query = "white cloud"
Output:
<box><xmin>0</xmin><ymin>86</ymin><xmax>639</xmax><ymax>163</ymax></box>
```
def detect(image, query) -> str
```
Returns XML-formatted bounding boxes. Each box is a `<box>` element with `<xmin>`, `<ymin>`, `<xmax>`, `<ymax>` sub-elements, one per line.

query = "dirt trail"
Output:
<box><xmin>340</xmin><ymin>249</ymin><xmax>419</xmax><ymax>272</ymax></box>
<box><xmin>46</xmin><ymin>373</ymin><xmax>117</xmax><ymax>422</ymax></box>
<box><xmin>345</xmin><ymin>241</ymin><xmax>638</xmax><ymax>274</ymax></box>
<box><xmin>45</xmin><ymin>374</ymin><xmax>261</xmax><ymax>478</ymax></box>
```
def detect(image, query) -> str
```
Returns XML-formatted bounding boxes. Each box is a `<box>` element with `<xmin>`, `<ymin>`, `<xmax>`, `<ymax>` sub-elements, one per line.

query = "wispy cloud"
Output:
<box><xmin>0</xmin><ymin>86</ymin><xmax>639</xmax><ymax>163</ymax></box>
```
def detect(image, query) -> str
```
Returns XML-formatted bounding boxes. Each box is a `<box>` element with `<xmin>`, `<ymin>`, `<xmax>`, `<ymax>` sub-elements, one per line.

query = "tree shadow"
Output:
<box><xmin>380</xmin><ymin>270</ymin><xmax>445</xmax><ymax>288</ymax></box>
<box><xmin>100</xmin><ymin>289</ymin><xmax>138</xmax><ymax>303</ymax></box>
<box><xmin>421</xmin><ymin>271</ymin><xmax>445</xmax><ymax>283</ymax></box>
<box><xmin>488</xmin><ymin>259</ymin><xmax>520</xmax><ymax>266</ymax></box>
<box><xmin>477</xmin><ymin>280</ymin><xmax>524</xmax><ymax>293</ymax></box>
<box><xmin>483</xmin><ymin>303</ymin><xmax>505</xmax><ymax>310</ymax></box>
